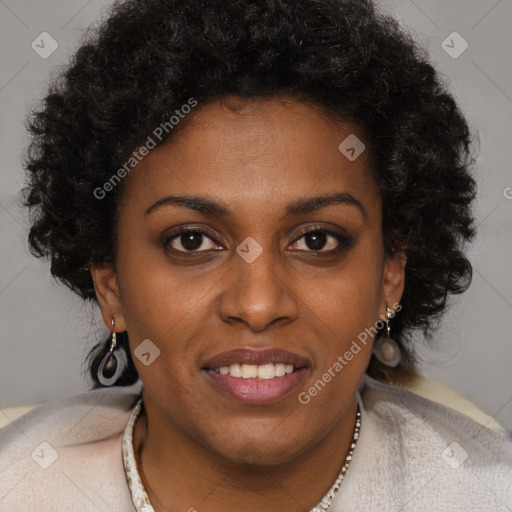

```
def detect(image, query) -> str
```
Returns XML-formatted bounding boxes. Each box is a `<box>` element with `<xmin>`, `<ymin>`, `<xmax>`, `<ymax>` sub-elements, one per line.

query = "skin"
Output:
<box><xmin>91</xmin><ymin>96</ymin><xmax>405</xmax><ymax>512</ymax></box>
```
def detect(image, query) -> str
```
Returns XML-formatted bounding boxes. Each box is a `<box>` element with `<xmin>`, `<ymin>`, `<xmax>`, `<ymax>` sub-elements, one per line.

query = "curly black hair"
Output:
<box><xmin>22</xmin><ymin>0</ymin><xmax>477</xmax><ymax>388</ymax></box>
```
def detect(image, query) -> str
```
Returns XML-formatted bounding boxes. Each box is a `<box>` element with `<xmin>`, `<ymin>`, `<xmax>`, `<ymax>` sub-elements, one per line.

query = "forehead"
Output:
<box><xmin>120</xmin><ymin>96</ymin><xmax>379</xmax><ymax>218</ymax></box>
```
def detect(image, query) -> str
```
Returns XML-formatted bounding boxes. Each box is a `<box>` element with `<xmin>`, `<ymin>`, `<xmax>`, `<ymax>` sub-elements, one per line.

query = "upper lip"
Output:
<box><xmin>202</xmin><ymin>348</ymin><xmax>311</xmax><ymax>369</ymax></box>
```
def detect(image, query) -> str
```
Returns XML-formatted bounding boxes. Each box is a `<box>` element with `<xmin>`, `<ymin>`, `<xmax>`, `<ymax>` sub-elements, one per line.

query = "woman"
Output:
<box><xmin>1</xmin><ymin>0</ymin><xmax>511</xmax><ymax>510</ymax></box>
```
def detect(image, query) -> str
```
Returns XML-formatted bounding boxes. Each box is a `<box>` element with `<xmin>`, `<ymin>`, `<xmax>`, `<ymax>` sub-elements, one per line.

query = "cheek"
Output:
<box><xmin>115</xmin><ymin>239</ymin><xmax>231</xmax><ymax>393</ymax></box>
<box><xmin>115</xmin><ymin>241</ymin><xmax>196</xmax><ymax>363</ymax></box>
<box><xmin>310</xmin><ymin>236</ymin><xmax>383</xmax><ymax>332</ymax></box>
<box><xmin>301</xmin><ymin>240</ymin><xmax>384</xmax><ymax>384</ymax></box>
<box><xmin>296</xmin><ymin>259</ymin><xmax>382</xmax><ymax>414</ymax></box>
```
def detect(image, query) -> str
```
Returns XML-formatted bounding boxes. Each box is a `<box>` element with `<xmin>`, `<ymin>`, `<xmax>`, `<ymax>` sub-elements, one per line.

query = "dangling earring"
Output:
<box><xmin>97</xmin><ymin>318</ymin><xmax>128</xmax><ymax>386</ymax></box>
<box><xmin>373</xmin><ymin>305</ymin><xmax>401</xmax><ymax>367</ymax></box>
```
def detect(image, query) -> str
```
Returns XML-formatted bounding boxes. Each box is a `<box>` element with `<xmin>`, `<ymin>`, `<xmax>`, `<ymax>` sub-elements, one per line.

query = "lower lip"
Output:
<box><xmin>203</xmin><ymin>368</ymin><xmax>308</xmax><ymax>404</ymax></box>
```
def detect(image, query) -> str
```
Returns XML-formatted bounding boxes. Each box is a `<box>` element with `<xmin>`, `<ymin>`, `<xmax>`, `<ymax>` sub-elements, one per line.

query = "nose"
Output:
<box><xmin>218</xmin><ymin>242</ymin><xmax>299</xmax><ymax>332</ymax></box>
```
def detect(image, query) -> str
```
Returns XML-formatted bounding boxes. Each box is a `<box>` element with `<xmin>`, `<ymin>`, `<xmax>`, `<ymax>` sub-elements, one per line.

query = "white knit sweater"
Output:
<box><xmin>1</xmin><ymin>375</ymin><xmax>511</xmax><ymax>511</ymax></box>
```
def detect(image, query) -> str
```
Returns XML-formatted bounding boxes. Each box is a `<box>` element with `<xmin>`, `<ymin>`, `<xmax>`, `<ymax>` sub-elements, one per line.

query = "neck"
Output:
<box><xmin>133</xmin><ymin>395</ymin><xmax>359</xmax><ymax>512</ymax></box>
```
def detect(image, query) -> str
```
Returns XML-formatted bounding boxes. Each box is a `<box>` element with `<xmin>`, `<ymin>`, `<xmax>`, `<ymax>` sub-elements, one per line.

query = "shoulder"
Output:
<box><xmin>362</xmin><ymin>374</ymin><xmax>510</xmax><ymax>440</ymax></box>
<box><xmin>0</xmin><ymin>382</ymin><xmax>142</xmax><ymax>511</ymax></box>
<box><xmin>335</xmin><ymin>375</ymin><xmax>512</xmax><ymax>511</ymax></box>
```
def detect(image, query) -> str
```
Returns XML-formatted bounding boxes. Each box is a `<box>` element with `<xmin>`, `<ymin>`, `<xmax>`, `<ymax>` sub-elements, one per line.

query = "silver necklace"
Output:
<box><xmin>125</xmin><ymin>402</ymin><xmax>361</xmax><ymax>512</ymax></box>
<box><xmin>310</xmin><ymin>403</ymin><xmax>361</xmax><ymax>511</ymax></box>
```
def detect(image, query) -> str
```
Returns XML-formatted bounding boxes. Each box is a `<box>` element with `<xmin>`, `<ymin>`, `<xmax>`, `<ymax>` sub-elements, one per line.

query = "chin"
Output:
<box><xmin>211</xmin><ymin>436</ymin><xmax>307</xmax><ymax>467</ymax></box>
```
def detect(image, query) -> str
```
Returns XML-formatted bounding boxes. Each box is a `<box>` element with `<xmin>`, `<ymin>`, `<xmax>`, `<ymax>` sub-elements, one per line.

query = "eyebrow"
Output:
<box><xmin>144</xmin><ymin>192</ymin><xmax>367</xmax><ymax>220</ymax></box>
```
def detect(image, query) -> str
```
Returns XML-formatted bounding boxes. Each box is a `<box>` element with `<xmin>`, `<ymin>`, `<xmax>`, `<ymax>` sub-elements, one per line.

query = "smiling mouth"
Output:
<box><xmin>208</xmin><ymin>362</ymin><xmax>304</xmax><ymax>380</ymax></box>
<box><xmin>203</xmin><ymin>366</ymin><xmax>308</xmax><ymax>404</ymax></box>
<box><xmin>201</xmin><ymin>347</ymin><xmax>311</xmax><ymax>403</ymax></box>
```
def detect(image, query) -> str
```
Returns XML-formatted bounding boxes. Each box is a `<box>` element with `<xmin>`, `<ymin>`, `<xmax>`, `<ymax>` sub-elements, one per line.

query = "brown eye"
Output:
<box><xmin>164</xmin><ymin>229</ymin><xmax>220</xmax><ymax>253</ymax></box>
<box><xmin>290</xmin><ymin>228</ymin><xmax>353</xmax><ymax>253</ymax></box>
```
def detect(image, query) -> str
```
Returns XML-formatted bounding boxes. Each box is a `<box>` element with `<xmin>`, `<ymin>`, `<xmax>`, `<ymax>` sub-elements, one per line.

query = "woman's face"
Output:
<box><xmin>92</xmin><ymin>96</ymin><xmax>404</xmax><ymax>465</ymax></box>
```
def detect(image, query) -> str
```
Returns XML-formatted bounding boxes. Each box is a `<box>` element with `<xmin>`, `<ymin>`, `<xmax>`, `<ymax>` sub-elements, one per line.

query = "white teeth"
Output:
<box><xmin>275</xmin><ymin>363</ymin><xmax>286</xmax><ymax>377</ymax></box>
<box><xmin>216</xmin><ymin>363</ymin><xmax>297</xmax><ymax>379</ymax></box>
<box><xmin>257</xmin><ymin>364</ymin><xmax>275</xmax><ymax>380</ymax></box>
<box><xmin>229</xmin><ymin>363</ymin><xmax>242</xmax><ymax>377</ymax></box>
<box><xmin>241</xmin><ymin>364</ymin><xmax>258</xmax><ymax>379</ymax></box>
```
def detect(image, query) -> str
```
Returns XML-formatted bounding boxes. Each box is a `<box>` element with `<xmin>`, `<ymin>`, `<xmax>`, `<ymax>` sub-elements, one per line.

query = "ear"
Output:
<box><xmin>381</xmin><ymin>250</ymin><xmax>407</xmax><ymax>315</ymax></box>
<box><xmin>89</xmin><ymin>263</ymin><xmax>126</xmax><ymax>332</ymax></box>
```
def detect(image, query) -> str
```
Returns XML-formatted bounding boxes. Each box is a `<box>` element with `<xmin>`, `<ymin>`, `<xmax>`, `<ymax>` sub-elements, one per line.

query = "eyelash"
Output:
<box><xmin>162</xmin><ymin>226</ymin><xmax>353</xmax><ymax>255</ymax></box>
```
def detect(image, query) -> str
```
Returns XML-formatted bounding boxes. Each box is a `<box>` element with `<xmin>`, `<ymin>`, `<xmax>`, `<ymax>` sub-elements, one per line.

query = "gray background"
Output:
<box><xmin>0</xmin><ymin>0</ymin><xmax>511</xmax><ymax>431</ymax></box>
